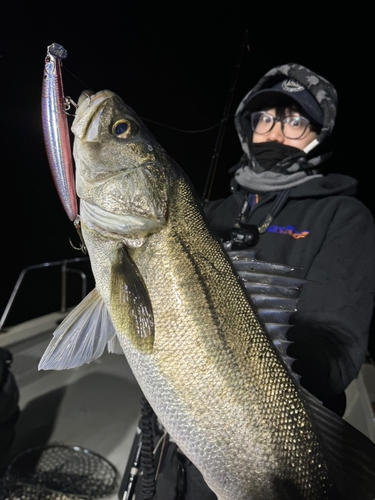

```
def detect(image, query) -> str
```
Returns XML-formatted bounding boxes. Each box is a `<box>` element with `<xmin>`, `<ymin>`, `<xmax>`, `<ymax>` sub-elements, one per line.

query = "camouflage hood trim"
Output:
<box><xmin>234</xmin><ymin>63</ymin><xmax>338</xmax><ymax>174</ymax></box>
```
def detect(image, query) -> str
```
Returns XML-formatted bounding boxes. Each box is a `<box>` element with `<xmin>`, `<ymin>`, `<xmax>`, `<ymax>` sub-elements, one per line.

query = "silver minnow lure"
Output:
<box><xmin>41</xmin><ymin>42</ymin><xmax>77</xmax><ymax>222</ymax></box>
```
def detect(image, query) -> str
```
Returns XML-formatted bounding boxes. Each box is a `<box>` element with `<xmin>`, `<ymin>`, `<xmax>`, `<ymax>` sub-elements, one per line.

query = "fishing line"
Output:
<box><xmin>61</xmin><ymin>63</ymin><xmax>233</xmax><ymax>134</ymax></box>
<box><xmin>140</xmin><ymin>116</ymin><xmax>232</xmax><ymax>134</ymax></box>
<box><xmin>62</xmin><ymin>64</ymin><xmax>94</xmax><ymax>93</ymax></box>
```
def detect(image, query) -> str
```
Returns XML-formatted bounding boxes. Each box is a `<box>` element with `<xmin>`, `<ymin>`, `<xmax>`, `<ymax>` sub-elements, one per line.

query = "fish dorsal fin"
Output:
<box><xmin>38</xmin><ymin>288</ymin><xmax>117</xmax><ymax>370</ymax></box>
<box><xmin>227</xmin><ymin>246</ymin><xmax>311</xmax><ymax>326</ymax></box>
<box><xmin>227</xmin><ymin>246</ymin><xmax>311</xmax><ymax>299</ymax></box>
<box><xmin>226</xmin><ymin>245</ymin><xmax>313</xmax><ymax>381</ymax></box>
<box><xmin>301</xmin><ymin>386</ymin><xmax>375</xmax><ymax>499</ymax></box>
<box><xmin>110</xmin><ymin>244</ymin><xmax>154</xmax><ymax>353</ymax></box>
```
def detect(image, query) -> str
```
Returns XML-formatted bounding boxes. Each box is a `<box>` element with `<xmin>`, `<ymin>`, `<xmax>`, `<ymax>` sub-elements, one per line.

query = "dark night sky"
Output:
<box><xmin>0</xmin><ymin>2</ymin><xmax>371</xmax><ymax>326</ymax></box>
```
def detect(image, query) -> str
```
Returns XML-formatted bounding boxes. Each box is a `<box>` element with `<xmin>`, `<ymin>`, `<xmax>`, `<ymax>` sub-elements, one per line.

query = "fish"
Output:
<box><xmin>41</xmin><ymin>42</ymin><xmax>78</xmax><ymax>223</ymax></box>
<box><xmin>39</xmin><ymin>89</ymin><xmax>375</xmax><ymax>499</ymax></box>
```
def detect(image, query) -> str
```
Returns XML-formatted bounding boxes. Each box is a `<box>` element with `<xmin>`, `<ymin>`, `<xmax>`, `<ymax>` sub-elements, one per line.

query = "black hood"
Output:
<box><xmin>234</xmin><ymin>63</ymin><xmax>338</xmax><ymax>174</ymax></box>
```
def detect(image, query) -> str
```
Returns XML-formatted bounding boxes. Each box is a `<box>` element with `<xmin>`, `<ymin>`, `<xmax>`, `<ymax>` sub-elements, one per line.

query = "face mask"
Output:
<box><xmin>251</xmin><ymin>142</ymin><xmax>302</xmax><ymax>172</ymax></box>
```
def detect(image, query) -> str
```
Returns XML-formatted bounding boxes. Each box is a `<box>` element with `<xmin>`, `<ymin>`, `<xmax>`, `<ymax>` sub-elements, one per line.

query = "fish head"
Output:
<box><xmin>72</xmin><ymin>90</ymin><xmax>171</xmax><ymax>242</ymax></box>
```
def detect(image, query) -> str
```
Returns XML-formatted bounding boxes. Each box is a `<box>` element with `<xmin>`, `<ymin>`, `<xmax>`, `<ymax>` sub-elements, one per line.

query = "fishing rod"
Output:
<box><xmin>202</xmin><ymin>29</ymin><xmax>250</xmax><ymax>206</ymax></box>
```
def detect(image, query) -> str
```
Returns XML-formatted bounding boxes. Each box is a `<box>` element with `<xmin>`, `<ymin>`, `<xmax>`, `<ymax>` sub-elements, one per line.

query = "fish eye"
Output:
<box><xmin>112</xmin><ymin>119</ymin><xmax>139</xmax><ymax>139</ymax></box>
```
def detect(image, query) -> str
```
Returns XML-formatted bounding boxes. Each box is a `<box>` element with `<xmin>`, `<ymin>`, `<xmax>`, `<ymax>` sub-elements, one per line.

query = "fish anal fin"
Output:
<box><xmin>39</xmin><ymin>288</ymin><xmax>117</xmax><ymax>370</ymax></box>
<box><xmin>110</xmin><ymin>244</ymin><xmax>154</xmax><ymax>353</ymax></box>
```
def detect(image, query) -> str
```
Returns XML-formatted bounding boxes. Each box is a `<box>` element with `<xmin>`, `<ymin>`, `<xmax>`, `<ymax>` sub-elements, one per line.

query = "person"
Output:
<box><xmin>204</xmin><ymin>62</ymin><xmax>375</xmax><ymax>417</ymax></box>
<box><xmin>119</xmin><ymin>63</ymin><xmax>375</xmax><ymax>499</ymax></box>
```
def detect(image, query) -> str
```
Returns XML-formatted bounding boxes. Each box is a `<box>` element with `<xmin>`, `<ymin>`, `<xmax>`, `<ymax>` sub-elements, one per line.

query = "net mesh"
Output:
<box><xmin>0</xmin><ymin>482</ymin><xmax>85</xmax><ymax>500</ymax></box>
<box><xmin>0</xmin><ymin>443</ymin><xmax>118</xmax><ymax>500</ymax></box>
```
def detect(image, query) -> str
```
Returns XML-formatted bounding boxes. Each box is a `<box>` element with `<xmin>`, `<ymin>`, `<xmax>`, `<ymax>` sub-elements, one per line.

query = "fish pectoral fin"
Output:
<box><xmin>302</xmin><ymin>386</ymin><xmax>375</xmax><ymax>498</ymax></box>
<box><xmin>110</xmin><ymin>244</ymin><xmax>154</xmax><ymax>353</ymax></box>
<box><xmin>38</xmin><ymin>288</ymin><xmax>118</xmax><ymax>370</ymax></box>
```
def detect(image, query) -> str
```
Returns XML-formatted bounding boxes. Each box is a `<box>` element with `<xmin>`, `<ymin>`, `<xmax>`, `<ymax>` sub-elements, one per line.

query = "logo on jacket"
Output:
<box><xmin>267</xmin><ymin>225</ymin><xmax>309</xmax><ymax>239</ymax></box>
<box><xmin>281</xmin><ymin>79</ymin><xmax>305</xmax><ymax>93</ymax></box>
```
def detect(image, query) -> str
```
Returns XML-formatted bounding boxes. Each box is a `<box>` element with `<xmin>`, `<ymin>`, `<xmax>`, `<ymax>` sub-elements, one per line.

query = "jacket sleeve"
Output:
<box><xmin>287</xmin><ymin>199</ymin><xmax>375</xmax><ymax>406</ymax></box>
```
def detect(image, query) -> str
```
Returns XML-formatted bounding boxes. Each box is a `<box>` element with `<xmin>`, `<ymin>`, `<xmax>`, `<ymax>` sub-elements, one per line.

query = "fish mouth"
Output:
<box><xmin>80</xmin><ymin>199</ymin><xmax>165</xmax><ymax>239</ymax></box>
<box><xmin>72</xmin><ymin>90</ymin><xmax>116</xmax><ymax>140</ymax></box>
<box><xmin>77</xmin><ymin>89</ymin><xmax>114</xmax><ymax>113</ymax></box>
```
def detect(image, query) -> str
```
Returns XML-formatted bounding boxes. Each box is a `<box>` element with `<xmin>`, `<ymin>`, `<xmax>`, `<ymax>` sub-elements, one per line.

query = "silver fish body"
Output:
<box><xmin>40</xmin><ymin>90</ymin><xmax>375</xmax><ymax>500</ymax></box>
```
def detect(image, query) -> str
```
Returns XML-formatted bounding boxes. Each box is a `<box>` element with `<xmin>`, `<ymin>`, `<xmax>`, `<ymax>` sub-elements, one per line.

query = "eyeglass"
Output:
<box><xmin>250</xmin><ymin>111</ymin><xmax>311</xmax><ymax>140</ymax></box>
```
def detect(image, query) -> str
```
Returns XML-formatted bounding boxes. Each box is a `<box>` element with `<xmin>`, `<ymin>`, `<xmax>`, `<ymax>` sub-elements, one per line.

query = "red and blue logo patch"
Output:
<box><xmin>267</xmin><ymin>225</ymin><xmax>309</xmax><ymax>239</ymax></box>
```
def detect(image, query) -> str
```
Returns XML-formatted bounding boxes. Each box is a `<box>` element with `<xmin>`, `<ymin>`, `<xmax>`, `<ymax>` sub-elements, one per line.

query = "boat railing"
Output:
<box><xmin>0</xmin><ymin>257</ymin><xmax>90</xmax><ymax>332</ymax></box>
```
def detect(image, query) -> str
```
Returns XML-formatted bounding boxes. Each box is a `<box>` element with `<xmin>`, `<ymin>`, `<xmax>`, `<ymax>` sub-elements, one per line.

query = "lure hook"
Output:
<box><xmin>64</xmin><ymin>96</ymin><xmax>77</xmax><ymax>116</ymax></box>
<box><xmin>84</xmin><ymin>91</ymin><xmax>93</xmax><ymax>107</ymax></box>
<box><xmin>69</xmin><ymin>217</ymin><xmax>87</xmax><ymax>254</ymax></box>
<box><xmin>64</xmin><ymin>96</ymin><xmax>77</xmax><ymax>110</ymax></box>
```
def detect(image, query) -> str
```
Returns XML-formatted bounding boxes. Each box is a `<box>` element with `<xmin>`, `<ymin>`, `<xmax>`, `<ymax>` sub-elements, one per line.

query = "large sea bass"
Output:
<box><xmin>40</xmin><ymin>89</ymin><xmax>375</xmax><ymax>499</ymax></box>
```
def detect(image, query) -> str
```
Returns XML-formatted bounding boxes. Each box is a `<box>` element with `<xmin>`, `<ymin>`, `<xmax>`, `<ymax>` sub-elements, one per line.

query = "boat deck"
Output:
<box><xmin>0</xmin><ymin>313</ymin><xmax>143</xmax><ymax>499</ymax></box>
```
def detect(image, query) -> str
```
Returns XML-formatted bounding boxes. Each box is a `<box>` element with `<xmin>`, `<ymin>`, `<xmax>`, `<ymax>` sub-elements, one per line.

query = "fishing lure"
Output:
<box><xmin>42</xmin><ymin>42</ymin><xmax>86</xmax><ymax>252</ymax></box>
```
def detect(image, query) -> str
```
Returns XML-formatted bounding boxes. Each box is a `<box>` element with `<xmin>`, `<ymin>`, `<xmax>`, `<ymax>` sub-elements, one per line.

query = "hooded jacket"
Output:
<box><xmin>205</xmin><ymin>63</ymin><xmax>375</xmax><ymax>414</ymax></box>
<box><xmin>206</xmin><ymin>173</ymin><xmax>375</xmax><ymax>405</ymax></box>
<box><xmin>234</xmin><ymin>62</ymin><xmax>337</xmax><ymax>176</ymax></box>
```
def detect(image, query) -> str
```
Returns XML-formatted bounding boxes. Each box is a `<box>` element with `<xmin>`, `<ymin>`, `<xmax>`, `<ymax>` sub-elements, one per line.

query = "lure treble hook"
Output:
<box><xmin>64</xmin><ymin>96</ymin><xmax>77</xmax><ymax>116</ymax></box>
<box><xmin>69</xmin><ymin>217</ymin><xmax>87</xmax><ymax>255</ymax></box>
